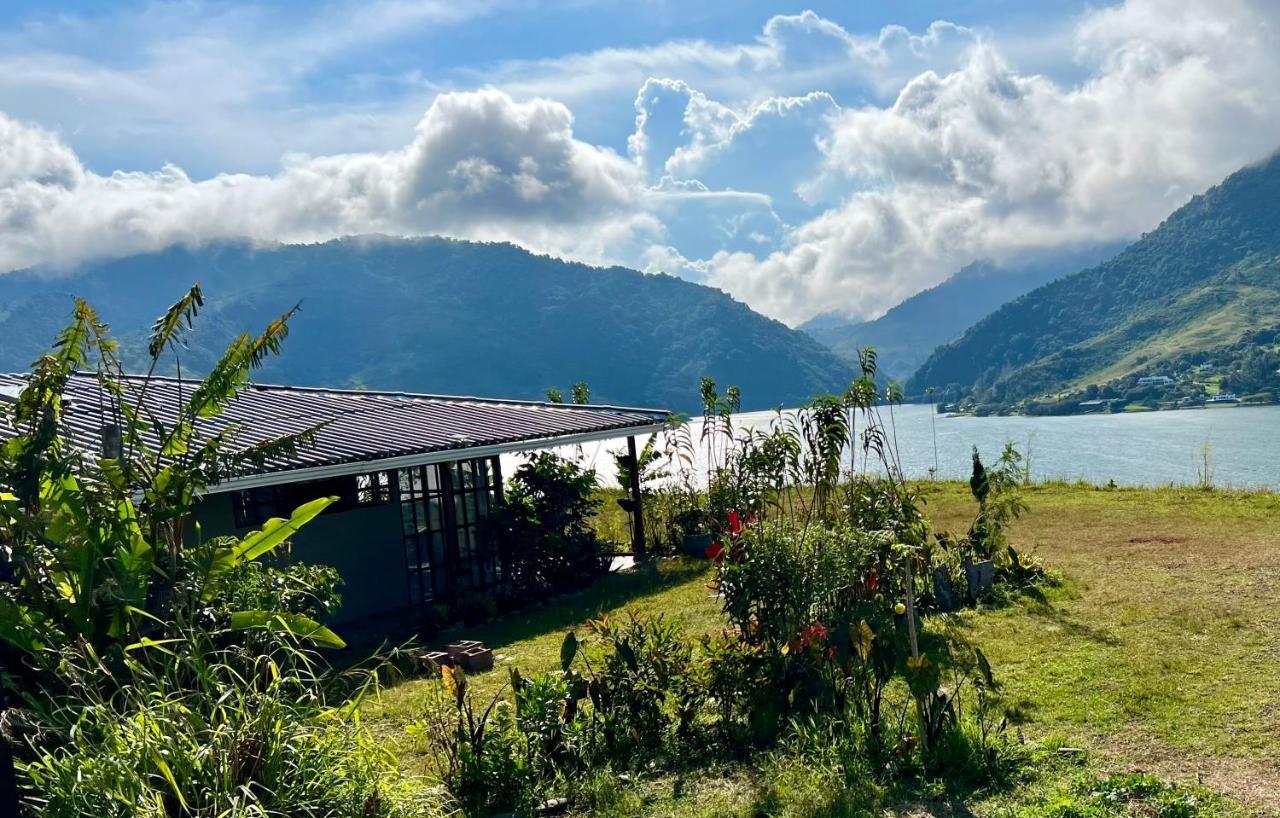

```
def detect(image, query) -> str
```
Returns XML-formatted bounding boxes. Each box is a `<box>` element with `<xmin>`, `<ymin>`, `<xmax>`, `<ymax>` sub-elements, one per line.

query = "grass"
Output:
<box><xmin>362</xmin><ymin>482</ymin><xmax>1280</xmax><ymax>816</ymax></box>
<box><xmin>362</xmin><ymin>558</ymin><xmax>725</xmax><ymax>777</ymax></box>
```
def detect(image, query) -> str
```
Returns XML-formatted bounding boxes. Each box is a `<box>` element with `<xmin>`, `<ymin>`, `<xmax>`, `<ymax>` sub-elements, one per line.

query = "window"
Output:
<box><xmin>233</xmin><ymin>486</ymin><xmax>279</xmax><ymax>529</ymax></box>
<box><xmin>397</xmin><ymin>458</ymin><xmax>504</xmax><ymax>611</ymax></box>
<box><xmin>355</xmin><ymin>471</ymin><xmax>392</xmax><ymax>506</ymax></box>
<box><xmin>399</xmin><ymin>465</ymin><xmax>447</xmax><ymax>604</ymax></box>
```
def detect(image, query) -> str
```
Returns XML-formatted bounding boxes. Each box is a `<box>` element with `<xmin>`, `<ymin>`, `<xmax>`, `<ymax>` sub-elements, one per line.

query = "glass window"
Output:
<box><xmin>356</xmin><ymin>471</ymin><xmax>392</xmax><ymax>506</ymax></box>
<box><xmin>233</xmin><ymin>486</ymin><xmax>279</xmax><ymax>528</ymax></box>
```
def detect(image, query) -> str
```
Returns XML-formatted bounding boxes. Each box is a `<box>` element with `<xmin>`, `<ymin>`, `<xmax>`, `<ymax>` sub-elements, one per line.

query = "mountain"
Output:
<box><xmin>0</xmin><ymin>237</ymin><xmax>853</xmax><ymax>413</ymax></box>
<box><xmin>907</xmin><ymin>151</ymin><xmax>1280</xmax><ymax>408</ymax></box>
<box><xmin>799</xmin><ymin>245</ymin><xmax>1121</xmax><ymax>381</ymax></box>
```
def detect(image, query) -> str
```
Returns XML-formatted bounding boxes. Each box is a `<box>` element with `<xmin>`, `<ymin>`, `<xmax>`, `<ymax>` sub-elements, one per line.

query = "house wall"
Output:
<box><xmin>190</xmin><ymin>493</ymin><xmax>408</xmax><ymax>625</ymax></box>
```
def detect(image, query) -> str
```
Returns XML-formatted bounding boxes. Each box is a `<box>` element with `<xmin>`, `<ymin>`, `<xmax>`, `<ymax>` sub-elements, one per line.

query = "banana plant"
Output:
<box><xmin>0</xmin><ymin>286</ymin><xmax>341</xmax><ymax>671</ymax></box>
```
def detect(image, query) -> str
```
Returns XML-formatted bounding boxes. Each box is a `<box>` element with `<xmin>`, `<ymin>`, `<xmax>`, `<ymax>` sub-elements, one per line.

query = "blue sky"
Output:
<box><xmin>2</xmin><ymin>1</ymin><xmax>1278</xmax><ymax>323</ymax></box>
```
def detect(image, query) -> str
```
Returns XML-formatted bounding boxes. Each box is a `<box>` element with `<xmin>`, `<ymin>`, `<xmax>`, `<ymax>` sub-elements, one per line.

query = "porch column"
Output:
<box><xmin>626</xmin><ymin>435</ymin><xmax>646</xmax><ymax>559</ymax></box>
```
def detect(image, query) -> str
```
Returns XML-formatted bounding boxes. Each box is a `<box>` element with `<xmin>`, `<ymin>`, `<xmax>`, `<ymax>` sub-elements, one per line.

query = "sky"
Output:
<box><xmin>2</xmin><ymin>0</ymin><xmax>1279</xmax><ymax>325</ymax></box>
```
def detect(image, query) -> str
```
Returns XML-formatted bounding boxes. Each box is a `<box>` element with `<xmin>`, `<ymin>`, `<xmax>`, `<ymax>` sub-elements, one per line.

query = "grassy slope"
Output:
<box><xmin>927</xmin><ymin>483</ymin><xmax>1280</xmax><ymax>814</ymax></box>
<box><xmin>1069</xmin><ymin>258</ymin><xmax>1280</xmax><ymax>388</ymax></box>
<box><xmin>363</xmin><ymin>483</ymin><xmax>1280</xmax><ymax>816</ymax></box>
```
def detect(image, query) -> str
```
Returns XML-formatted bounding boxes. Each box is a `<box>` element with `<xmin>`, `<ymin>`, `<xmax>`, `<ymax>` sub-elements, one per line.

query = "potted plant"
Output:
<box><xmin>675</xmin><ymin>508</ymin><xmax>713</xmax><ymax>557</ymax></box>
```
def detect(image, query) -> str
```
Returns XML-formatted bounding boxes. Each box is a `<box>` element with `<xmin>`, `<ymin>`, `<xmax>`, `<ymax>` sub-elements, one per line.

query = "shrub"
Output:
<box><xmin>496</xmin><ymin>452</ymin><xmax>608</xmax><ymax>600</ymax></box>
<box><xmin>0</xmin><ymin>290</ymin><xmax>406</xmax><ymax>816</ymax></box>
<box><xmin>715</xmin><ymin>523</ymin><xmax>895</xmax><ymax>651</ymax></box>
<box><xmin>582</xmin><ymin>612</ymin><xmax>707</xmax><ymax>760</ymax></box>
<box><xmin>412</xmin><ymin>665</ymin><xmax>532</xmax><ymax>817</ymax></box>
<box><xmin>702</xmin><ymin>632</ymin><xmax>788</xmax><ymax>747</ymax></box>
<box><xmin>219</xmin><ymin>562</ymin><xmax>343</xmax><ymax>622</ymax></box>
<box><xmin>16</xmin><ymin>634</ymin><xmax>425</xmax><ymax>818</ymax></box>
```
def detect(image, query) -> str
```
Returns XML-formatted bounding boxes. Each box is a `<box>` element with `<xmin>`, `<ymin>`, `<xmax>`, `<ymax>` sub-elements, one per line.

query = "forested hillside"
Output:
<box><xmin>908</xmin><ymin>151</ymin><xmax>1280</xmax><ymax>409</ymax></box>
<box><xmin>0</xmin><ymin>237</ymin><xmax>853</xmax><ymax>412</ymax></box>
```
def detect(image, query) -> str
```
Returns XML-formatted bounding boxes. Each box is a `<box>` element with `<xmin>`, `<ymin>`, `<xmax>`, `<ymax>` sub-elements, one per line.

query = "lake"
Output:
<box><xmin>514</xmin><ymin>403</ymin><xmax>1280</xmax><ymax>490</ymax></box>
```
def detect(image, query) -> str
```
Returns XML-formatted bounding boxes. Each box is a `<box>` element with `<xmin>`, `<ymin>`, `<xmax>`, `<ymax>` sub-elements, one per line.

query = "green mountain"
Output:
<box><xmin>0</xmin><ymin>237</ymin><xmax>853</xmax><ymax>413</ymax></box>
<box><xmin>907</xmin><ymin>151</ymin><xmax>1280</xmax><ymax>409</ymax></box>
<box><xmin>799</xmin><ymin>246</ymin><xmax>1120</xmax><ymax>381</ymax></box>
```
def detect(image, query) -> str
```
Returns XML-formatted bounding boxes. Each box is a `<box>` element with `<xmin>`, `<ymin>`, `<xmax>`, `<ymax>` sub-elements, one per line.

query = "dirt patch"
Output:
<box><xmin>1100</xmin><ymin>729</ymin><xmax>1280</xmax><ymax>817</ymax></box>
<box><xmin>1127</xmin><ymin>535</ymin><xmax>1187</xmax><ymax>544</ymax></box>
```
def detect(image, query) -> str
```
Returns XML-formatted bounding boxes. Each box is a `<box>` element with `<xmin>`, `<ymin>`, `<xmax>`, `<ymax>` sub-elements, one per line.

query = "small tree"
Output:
<box><xmin>496</xmin><ymin>452</ymin><xmax>606</xmax><ymax>599</ymax></box>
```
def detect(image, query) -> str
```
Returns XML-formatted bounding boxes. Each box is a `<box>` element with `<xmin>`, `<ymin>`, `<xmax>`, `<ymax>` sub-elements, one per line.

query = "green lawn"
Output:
<box><xmin>362</xmin><ymin>483</ymin><xmax>1280</xmax><ymax>816</ymax></box>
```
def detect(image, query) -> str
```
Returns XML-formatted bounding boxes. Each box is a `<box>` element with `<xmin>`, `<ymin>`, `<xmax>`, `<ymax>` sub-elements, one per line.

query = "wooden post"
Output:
<box><xmin>626</xmin><ymin>435</ymin><xmax>646</xmax><ymax>559</ymax></box>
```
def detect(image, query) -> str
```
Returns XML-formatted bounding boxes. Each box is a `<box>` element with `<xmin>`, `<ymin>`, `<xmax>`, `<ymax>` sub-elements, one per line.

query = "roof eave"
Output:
<box><xmin>201</xmin><ymin>420</ymin><xmax>670</xmax><ymax>494</ymax></box>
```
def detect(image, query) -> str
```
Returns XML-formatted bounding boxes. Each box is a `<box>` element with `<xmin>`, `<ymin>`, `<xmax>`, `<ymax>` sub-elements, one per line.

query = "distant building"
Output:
<box><xmin>1137</xmin><ymin>375</ymin><xmax>1174</xmax><ymax>386</ymax></box>
<box><xmin>1207</xmin><ymin>393</ymin><xmax>1239</xmax><ymax>404</ymax></box>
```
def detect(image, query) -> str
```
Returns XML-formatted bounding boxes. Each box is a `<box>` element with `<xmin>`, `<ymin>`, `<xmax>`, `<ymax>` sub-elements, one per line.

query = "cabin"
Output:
<box><xmin>0</xmin><ymin>374</ymin><xmax>668</xmax><ymax>627</ymax></box>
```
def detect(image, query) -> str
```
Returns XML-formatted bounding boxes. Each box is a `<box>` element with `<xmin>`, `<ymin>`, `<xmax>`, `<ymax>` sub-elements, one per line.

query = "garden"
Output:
<box><xmin>1</xmin><ymin>295</ymin><xmax>1275</xmax><ymax>817</ymax></box>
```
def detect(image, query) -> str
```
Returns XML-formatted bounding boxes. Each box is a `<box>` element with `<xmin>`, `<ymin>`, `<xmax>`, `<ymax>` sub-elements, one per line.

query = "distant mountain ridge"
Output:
<box><xmin>799</xmin><ymin>245</ymin><xmax>1121</xmax><ymax>381</ymax></box>
<box><xmin>0</xmin><ymin>237</ymin><xmax>854</xmax><ymax>412</ymax></box>
<box><xmin>907</xmin><ymin>151</ymin><xmax>1280</xmax><ymax>406</ymax></box>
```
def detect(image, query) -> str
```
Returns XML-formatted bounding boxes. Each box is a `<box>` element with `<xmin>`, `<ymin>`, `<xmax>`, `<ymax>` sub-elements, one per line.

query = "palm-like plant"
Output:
<box><xmin>0</xmin><ymin>285</ymin><xmax>342</xmax><ymax>684</ymax></box>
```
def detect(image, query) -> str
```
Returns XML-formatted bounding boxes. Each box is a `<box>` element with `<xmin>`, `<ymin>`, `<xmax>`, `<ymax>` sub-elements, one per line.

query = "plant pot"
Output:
<box><xmin>682</xmin><ymin>532</ymin><xmax>714</xmax><ymax>557</ymax></box>
<box><xmin>964</xmin><ymin>556</ymin><xmax>995</xmax><ymax>601</ymax></box>
<box><xmin>932</xmin><ymin>565</ymin><xmax>956</xmax><ymax>612</ymax></box>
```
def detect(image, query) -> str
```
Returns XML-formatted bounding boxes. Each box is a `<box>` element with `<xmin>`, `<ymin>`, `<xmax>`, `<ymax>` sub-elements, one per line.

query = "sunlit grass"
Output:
<box><xmin>361</xmin><ymin>481</ymin><xmax>1280</xmax><ymax>815</ymax></box>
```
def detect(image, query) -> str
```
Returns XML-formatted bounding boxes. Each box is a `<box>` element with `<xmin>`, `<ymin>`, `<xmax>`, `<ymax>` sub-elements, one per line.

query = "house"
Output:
<box><xmin>1137</xmin><ymin>375</ymin><xmax>1174</xmax><ymax>386</ymax></box>
<box><xmin>0</xmin><ymin>373</ymin><xmax>669</xmax><ymax>626</ymax></box>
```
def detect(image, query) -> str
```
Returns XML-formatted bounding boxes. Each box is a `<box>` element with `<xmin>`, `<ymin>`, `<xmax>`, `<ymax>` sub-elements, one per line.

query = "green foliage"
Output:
<box><xmin>0</xmin><ymin>290</ymin><xmax>339</xmax><ymax>689</ymax></box>
<box><xmin>966</xmin><ymin>444</ymin><xmax>1029</xmax><ymax>561</ymax></box>
<box><xmin>413</xmin><ymin>664</ymin><xmax>529</xmax><ymax>816</ymax></box>
<box><xmin>1030</xmin><ymin>773</ymin><xmax>1221</xmax><ymax>818</ymax></box>
<box><xmin>220</xmin><ymin>562</ymin><xmax>343</xmax><ymax>622</ymax></box>
<box><xmin>0</xmin><ymin>290</ymin><xmax>406</xmax><ymax>817</ymax></box>
<box><xmin>496</xmin><ymin>452</ymin><xmax>608</xmax><ymax>599</ymax></box>
<box><xmin>582</xmin><ymin>612</ymin><xmax>707</xmax><ymax>758</ymax></box>
<box><xmin>716</xmin><ymin>523</ymin><xmax>894</xmax><ymax>650</ymax></box>
<box><xmin>17</xmin><ymin>633</ymin><xmax>421</xmax><ymax>818</ymax></box>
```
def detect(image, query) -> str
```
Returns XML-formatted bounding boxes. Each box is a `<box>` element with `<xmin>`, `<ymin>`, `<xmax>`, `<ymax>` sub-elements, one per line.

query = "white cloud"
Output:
<box><xmin>700</xmin><ymin>0</ymin><xmax>1280</xmax><ymax>324</ymax></box>
<box><xmin>0</xmin><ymin>89</ymin><xmax>653</xmax><ymax>273</ymax></box>
<box><xmin>2</xmin><ymin>0</ymin><xmax>1279</xmax><ymax>331</ymax></box>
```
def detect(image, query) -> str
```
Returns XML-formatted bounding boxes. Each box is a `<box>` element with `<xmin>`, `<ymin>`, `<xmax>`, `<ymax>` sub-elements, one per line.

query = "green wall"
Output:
<box><xmin>191</xmin><ymin>492</ymin><xmax>408</xmax><ymax>625</ymax></box>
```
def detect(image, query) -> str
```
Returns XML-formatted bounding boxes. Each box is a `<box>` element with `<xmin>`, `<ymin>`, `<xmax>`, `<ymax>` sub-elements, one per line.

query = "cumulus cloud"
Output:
<box><xmin>0</xmin><ymin>89</ymin><xmax>653</xmax><ymax>273</ymax></box>
<box><xmin>2</xmin><ymin>0</ymin><xmax>1279</xmax><ymax>329</ymax></box>
<box><xmin>699</xmin><ymin>0</ymin><xmax>1280</xmax><ymax>324</ymax></box>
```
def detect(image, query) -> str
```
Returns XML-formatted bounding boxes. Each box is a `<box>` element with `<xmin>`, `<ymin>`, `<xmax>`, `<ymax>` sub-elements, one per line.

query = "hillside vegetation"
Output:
<box><xmin>0</xmin><ymin>237</ymin><xmax>852</xmax><ymax>411</ymax></box>
<box><xmin>908</xmin><ymin>151</ymin><xmax>1280</xmax><ymax>410</ymax></box>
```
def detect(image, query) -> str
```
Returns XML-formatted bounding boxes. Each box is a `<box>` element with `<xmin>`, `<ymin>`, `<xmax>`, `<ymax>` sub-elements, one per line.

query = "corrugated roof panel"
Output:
<box><xmin>0</xmin><ymin>373</ymin><xmax>670</xmax><ymax>486</ymax></box>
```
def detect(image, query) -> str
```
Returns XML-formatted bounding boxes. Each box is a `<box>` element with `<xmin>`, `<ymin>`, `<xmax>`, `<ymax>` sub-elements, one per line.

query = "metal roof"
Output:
<box><xmin>0</xmin><ymin>373</ymin><xmax>670</xmax><ymax>493</ymax></box>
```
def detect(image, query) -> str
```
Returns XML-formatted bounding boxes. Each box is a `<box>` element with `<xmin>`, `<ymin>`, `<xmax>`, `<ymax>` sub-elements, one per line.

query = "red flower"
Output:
<box><xmin>797</xmin><ymin>622</ymin><xmax>829</xmax><ymax>651</ymax></box>
<box><xmin>868</xmin><ymin>571</ymin><xmax>879</xmax><ymax>592</ymax></box>
<box><xmin>727</xmin><ymin>510</ymin><xmax>743</xmax><ymax>535</ymax></box>
<box><xmin>707</xmin><ymin>541</ymin><xmax>725</xmax><ymax>562</ymax></box>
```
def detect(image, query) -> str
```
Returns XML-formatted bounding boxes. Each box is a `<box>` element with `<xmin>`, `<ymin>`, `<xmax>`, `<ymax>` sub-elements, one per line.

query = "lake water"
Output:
<box><xmin>515</xmin><ymin>403</ymin><xmax>1280</xmax><ymax>490</ymax></box>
